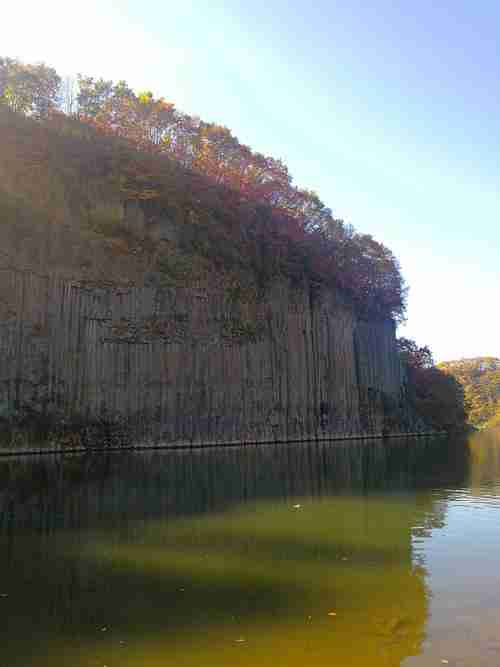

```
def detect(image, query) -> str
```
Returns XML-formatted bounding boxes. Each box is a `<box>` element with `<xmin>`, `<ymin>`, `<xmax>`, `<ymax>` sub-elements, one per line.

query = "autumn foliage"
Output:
<box><xmin>438</xmin><ymin>358</ymin><xmax>500</xmax><ymax>429</ymax></box>
<box><xmin>1</xmin><ymin>56</ymin><xmax>407</xmax><ymax>320</ymax></box>
<box><xmin>398</xmin><ymin>338</ymin><xmax>467</xmax><ymax>431</ymax></box>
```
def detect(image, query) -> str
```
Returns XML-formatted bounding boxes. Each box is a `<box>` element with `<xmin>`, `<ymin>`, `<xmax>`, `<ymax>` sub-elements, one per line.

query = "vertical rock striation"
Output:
<box><xmin>0</xmin><ymin>267</ymin><xmax>412</xmax><ymax>445</ymax></box>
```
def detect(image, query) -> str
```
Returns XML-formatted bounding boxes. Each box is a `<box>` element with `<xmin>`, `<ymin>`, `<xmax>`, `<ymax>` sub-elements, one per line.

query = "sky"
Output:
<box><xmin>3</xmin><ymin>0</ymin><xmax>500</xmax><ymax>361</ymax></box>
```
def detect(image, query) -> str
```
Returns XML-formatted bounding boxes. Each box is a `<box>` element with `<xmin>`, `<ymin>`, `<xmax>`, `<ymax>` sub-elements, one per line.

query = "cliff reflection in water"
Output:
<box><xmin>0</xmin><ymin>437</ymin><xmax>470</xmax><ymax>667</ymax></box>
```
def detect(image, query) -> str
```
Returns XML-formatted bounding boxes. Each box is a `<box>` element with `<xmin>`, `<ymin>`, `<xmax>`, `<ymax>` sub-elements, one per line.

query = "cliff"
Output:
<box><xmin>0</xmin><ymin>108</ymin><xmax>418</xmax><ymax>446</ymax></box>
<box><xmin>0</xmin><ymin>267</ymin><xmax>416</xmax><ymax>446</ymax></box>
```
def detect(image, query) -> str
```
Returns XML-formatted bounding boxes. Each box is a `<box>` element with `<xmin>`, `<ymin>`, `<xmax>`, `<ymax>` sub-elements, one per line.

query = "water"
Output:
<box><xmin>1</xmin><ymin>431</ymin><xmax>499</xmax><ymax>666</ymax></box>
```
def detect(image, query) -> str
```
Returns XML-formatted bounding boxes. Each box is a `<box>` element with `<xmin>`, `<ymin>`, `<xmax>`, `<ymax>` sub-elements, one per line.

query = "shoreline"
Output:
<box><xmin>0</xmin><ymin>430</ymin><xmax>448</xmax><ymax>458</ymax></box>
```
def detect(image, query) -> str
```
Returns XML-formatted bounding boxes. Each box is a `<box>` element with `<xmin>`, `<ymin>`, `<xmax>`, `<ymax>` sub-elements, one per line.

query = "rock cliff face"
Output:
<box><xmin>0</xmin><ymin>267</ymin><xmax>413</xmax><ymax>445</ymax></box>
<box><xmin>0</xmin><ymin>109</ymin><xmax>416</xmax><ymax>445</ymax></box>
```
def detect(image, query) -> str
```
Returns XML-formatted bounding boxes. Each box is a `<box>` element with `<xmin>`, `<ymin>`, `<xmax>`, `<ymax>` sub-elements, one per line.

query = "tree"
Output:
<box><xmin>76</xmin><ymin>75</ymin><xmax>114</xmax><ymax>118</ymax></box>
<box><xmin>0</xmin><ymin>57</ymin><xmax>60</xmax><ymax>118</ymax></box>
<box><xmin>412</xmin><ymin>366</ymin><xmax>467</xmax><ymax>431</ymax></box>
<box><xmin>3</xmin><ymin>56</ymin><xmax>409</xmax><ymax>322</ymax></box>
<box><xmin>398</xmin><ymin>337</ymin><xmax>467</xmax><ymax>431</ymax></box>
<box><xmin>0</xmin><ymin>57</ymin><xmax>8</xmax><ymax>102</ymax></box>
<box><xmin>397</xmin><ymin>338</ymin><xmax>433</xmax><ymax>369</ymax></box>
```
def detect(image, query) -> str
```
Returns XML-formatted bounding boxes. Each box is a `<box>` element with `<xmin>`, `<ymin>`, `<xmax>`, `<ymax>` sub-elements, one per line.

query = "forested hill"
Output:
<box><xmin>439</xmin><ymin>358</ymin><xmax>500</xmax><ymax>428</ymax></box>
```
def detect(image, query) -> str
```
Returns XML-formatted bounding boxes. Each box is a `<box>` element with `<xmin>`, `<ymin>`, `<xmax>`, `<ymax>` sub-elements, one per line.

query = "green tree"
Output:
<box><xmin>397</xmin><ymin>337</ymin><xmax>433</xmax><ymax>369</ymax></box>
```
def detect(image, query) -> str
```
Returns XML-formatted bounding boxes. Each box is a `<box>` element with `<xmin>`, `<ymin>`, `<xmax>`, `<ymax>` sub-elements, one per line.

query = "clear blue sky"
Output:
<box><xmin>4</xmin><ymin>0</ymin><xmax>500</xmax><ymax>361</ymax></box>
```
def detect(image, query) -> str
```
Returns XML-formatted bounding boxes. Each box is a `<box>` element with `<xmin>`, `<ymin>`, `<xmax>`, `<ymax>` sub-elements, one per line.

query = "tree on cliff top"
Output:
<box><xmin>0</xmin><ymin>57</ymin><xmax>60</xmax><ymax>119</ymax></box>
<box><xmin>398</xmin><ymin>337</ymin><xmax>434</xmax><ymax>369</ymax></box>
<box><xmin>1</xmin><ymin>55</ymin><xmax>407</xmax><ymax>321</ymax></box>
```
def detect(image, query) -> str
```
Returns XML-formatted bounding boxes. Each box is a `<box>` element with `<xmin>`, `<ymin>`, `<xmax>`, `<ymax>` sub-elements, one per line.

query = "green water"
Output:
<box><xmin>1</xmin><ymin>431</ymin><xmax>499</xmax><ymax>666</ymax></box>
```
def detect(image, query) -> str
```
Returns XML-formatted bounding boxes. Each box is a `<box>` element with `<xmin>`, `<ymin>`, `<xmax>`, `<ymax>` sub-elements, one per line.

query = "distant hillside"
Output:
<box><xmin>438</xmin><ymin>358</ymin><xmax>500</xmax><ymax>428</ymax></box>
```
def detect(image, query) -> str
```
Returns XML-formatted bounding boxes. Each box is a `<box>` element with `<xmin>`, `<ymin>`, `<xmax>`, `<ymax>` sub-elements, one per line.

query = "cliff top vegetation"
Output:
<box><xmin>438</xmin><ymin>357</ymin><xmax>500</xmax><ymax>429</ymax></box>
<box><xmin>0</xmin><ymin>55</ymin><xmax>406</xmax><ymax>321</ymax></box>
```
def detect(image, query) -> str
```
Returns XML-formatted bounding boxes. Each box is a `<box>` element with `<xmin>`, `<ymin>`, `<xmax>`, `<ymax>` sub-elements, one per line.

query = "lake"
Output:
<box><xmin>1</xmin><ymin>430</ymin><xmax>499</xmax><ymax>666</ymax></box>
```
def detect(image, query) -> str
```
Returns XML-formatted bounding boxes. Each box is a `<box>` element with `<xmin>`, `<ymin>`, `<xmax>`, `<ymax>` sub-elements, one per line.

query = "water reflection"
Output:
<box><xmin>405</xmin><ymin>428</ymin><xmax>500</xmax><ymax>667</ymax></box>
<box><xmin>0</xmin><ymin>437</ymin><xmax>470</xmax><ymax>532</ymax></box>
<box><xmin>467</xmin><ymin>427</ymin><xmax>500</xmax><ymax>492</ymax></box>
<box><xmin>0</xmin><ymin>437</ymin><xmax>472</xmax><ymax>666</ymax></box>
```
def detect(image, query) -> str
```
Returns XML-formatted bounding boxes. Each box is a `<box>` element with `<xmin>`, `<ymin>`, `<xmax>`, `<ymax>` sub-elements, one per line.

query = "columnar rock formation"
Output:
<box><xmin>0</xmin><ymin>266</ymin><xmax>412</xmax><ymax>444</ymax></box>
<box><xmin>0</xmin><ymin>106</ymin><xmax>420</xmax><ymax>445</ymax></box>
